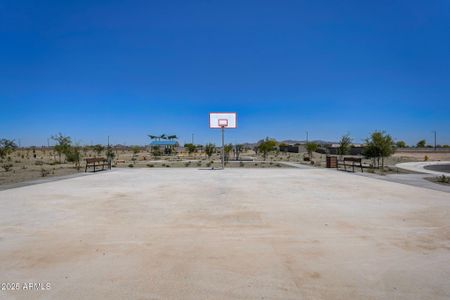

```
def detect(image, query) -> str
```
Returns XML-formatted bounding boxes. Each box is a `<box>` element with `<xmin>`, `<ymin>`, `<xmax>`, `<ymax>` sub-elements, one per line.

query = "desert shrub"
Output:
<box><xmin>257</xmin><ymin>138</ymin><xmax>277</xmax><ymax>160</ymax></box>
<box><xmin>306</xmin><ymin>142</ymin><xmax>318</xmax><ymax>158</ymax></box>
<box><xmin>184</xmin><ymin>162</ymin><xmax>190</xmax><ymax>167</ymax></box>
<box><xmin>437</xmin><ymin>175</ymin><xmax>449</xmax><ymax>183</ymax></box>
<box><xmin>184</xmin><ymin>143</ymin><xmax>197</xmax><ymax>155</ymax></box>
<box><xmin>166</xmin><ymin>165</ymin><xmax>170</xmax><ymax>167</ymax></box>
<box><xmin>240</xmin><ymin>161</ymin><xmax>244</xmax><ymax>167</ymax></box>
<box><xmin>51</xmin><ymin>133</ymin><xmax>72</xmax><ymax>163</ymax></box>
<box><xmin>424</xmin><ymin>155</ymin><xmax>429</xmax><ymax>161</ymax></box>
<box><xmin>224</xmin><ymin>144</ymin><xmax>233</xmax><ymax>162</ymax></box>
<box><xmin>276</xmin><ymin>163</ymin><xmax>281</xmax><ymax>167</ymax></box>
<box><xmin>196</xmin><ymin>161</ymin><xmax>202</xmax><ymax>167</ymax></box>
<box><xmin>162</xmin><ymin>163</ymin><xmax>166</xmax><ymax>167</ymax></box>
<box><xmin>205</xmin><ymin>144</ymin><xmax>215</xmax><ymax>158</ymax></box>
<box><xmin>15</xmin><ymin>160</ymin><xmax>21</xmax><ymax>163</ymax></box>
<box><xmin>128</xmin><ymin>164</ymin><xmax>134</xmax><ymax>168</ymax></box>
<box><xmin>147</xmin><ymin>164</ymin><xmax>154</xmax><ymax>167</ymax></box>
<box><xmin>40</xmin><ymin>168</ymin><xmax>50</xmax><ymax>177</ymax></box>
<box><xmin>66</xmin><ymin>146</ymin><xmax>81</xmax><ymax>170</ymax></box>
<box><xmin>0</xmin><ymin>139</ymin><xmax>17</xmax><ymax>159</ymax></box>
<box><xmin>35</xmin><ymin>160</ymin><xmax>44</xmax><ymax>166</ymax></box>
<box><xmin>2</xmin><ymin>164</ymin><xmax>13</xmax><ymax>172</ymax></box>
<box><xmin>206</xmin><ymin>162</ymin><xmax>212</xmax><ymax>167</ymax></box>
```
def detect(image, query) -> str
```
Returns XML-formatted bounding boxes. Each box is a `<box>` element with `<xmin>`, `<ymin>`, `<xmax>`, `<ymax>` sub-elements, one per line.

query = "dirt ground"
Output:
<box><xmin>2</xmin><ymin>148</ymin><xmax>450</xmax><ymax>187</ymax></box>
<box><xmin>1</xmin><ymin>168</ymin><xmax>449</xmax><ymax>299</ymax></box>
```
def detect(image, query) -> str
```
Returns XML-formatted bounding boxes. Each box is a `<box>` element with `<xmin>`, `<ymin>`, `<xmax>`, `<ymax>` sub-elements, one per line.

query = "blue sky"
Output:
<box><xmin>1</xmin><ymin>0</ymin><xmax>449</xmax><ymax>146</ymax></box>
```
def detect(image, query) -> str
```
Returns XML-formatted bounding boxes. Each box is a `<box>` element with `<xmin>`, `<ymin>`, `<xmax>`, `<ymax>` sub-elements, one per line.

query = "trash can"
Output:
<box><xmin>326</xmin><ymin>156</ymin><xmax>337</xmax><ymax>168</ymax></box>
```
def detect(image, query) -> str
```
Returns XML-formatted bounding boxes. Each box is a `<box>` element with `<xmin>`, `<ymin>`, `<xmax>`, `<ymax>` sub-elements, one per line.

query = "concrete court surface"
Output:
<box><xmin>0</xmin><ymin>168</ymin><xmax>449</xmax><ymax>300</ymax></box>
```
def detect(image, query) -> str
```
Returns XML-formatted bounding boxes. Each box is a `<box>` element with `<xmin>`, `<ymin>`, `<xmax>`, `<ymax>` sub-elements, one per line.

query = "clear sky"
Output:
<box><xmin>1</xmin><ymin>0</ymin><xmax>449</xmax><ymax>146</ymax></box>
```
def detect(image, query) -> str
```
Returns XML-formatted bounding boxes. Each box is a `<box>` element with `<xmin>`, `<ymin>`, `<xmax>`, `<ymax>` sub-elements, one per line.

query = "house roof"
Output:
<box><xmin>150</xmin><ymin>141</ymin><xmax>178</xmax><ymax>146</ymax></box>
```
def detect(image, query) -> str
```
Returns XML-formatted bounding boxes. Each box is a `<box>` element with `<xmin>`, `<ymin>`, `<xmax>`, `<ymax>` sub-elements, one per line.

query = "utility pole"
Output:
<box><xmin>192</xmin><ymin>133</ymin><xmax>194</xmax><ymax>144</ymax></box>
<box><xmin>306</xmin><ymin>131</ymin><xmax>309</xmax><ymax>143</ymax></box>
<box><xmin>433</xmin><ymin>130</ymin><xmax>437</xmax><ymax>151</ymax></box>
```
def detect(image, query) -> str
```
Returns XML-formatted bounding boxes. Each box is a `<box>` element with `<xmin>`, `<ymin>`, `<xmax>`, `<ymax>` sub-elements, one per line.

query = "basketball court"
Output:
<box><xmin>1</xmin><ymin>168</ymin><xmax>449</xmax><ymax>299</ymax></box>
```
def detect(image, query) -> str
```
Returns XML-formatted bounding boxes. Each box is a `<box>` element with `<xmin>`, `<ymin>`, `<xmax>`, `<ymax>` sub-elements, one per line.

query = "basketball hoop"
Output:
<box><xmin>218</xmin><ymin>119</ymin><xmax>228</xmax><ymax>127</ymax></box>
<box><xmin>209</xmin><ymin>112</ymin><xmax>237</xmax><ymax>169</ymax></box>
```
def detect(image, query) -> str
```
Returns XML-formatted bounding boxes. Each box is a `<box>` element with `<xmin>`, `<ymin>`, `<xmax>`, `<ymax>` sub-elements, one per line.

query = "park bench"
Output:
<box><xmin>85</xmin><ymin>158</ymin><xmax>111</xmax><ymax>172</ymax></box>
<box><xmin>339</xmin><ymin>157</ymin><xmax>364</xmax><ymax>172</ymax></box>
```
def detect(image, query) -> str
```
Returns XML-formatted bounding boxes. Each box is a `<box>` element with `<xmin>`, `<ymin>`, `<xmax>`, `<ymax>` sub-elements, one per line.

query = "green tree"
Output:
<box><xmin>0</xmin><ymin>139</ymin><xmax>17</xmax><ymax>159</ymax></box>
<box><xmin>151</xmin><ymin>146</ymin><xmax>162</xmax><ymax>157</ymax></box>
<box><xmin>396</xmin><ymin>141</ymin><xmax>407</xmax><ymax>148</ymax></box>
<box><xmin>224</xmin><ymin>144</ymin><xmax>233</xmax><ymax>162</ymax></box>
<box><xmin>416</xmin><ymin>140</ymin><xmax>426</xmax><ymax>148</ymax></box>
<box><xmin>205</xmin><ymin>143</ymin><xmax>215</xmax><ymax>158</ymax></box>
<box><xmin>363</xmin><ymin>131</ymin><xmax>395</xmax><ymax>169</ymax></box>
<box><xmin>184</xmin><ymin>143</ymin><xmax>197</xmax><ymax>155</ymax></box>
<box><xmin>93</xmin><ymin>144</ymin><xmax>105</xmax><ymax>157</ymax></box>
<box><xmin>51</xmin><ymin>133</ymin><xmax>72</xmax><ymax>163</ymax></box>
<box><xmin>257</xmin><ymin>138</ymin><xmax>277</xmax><ymax>160</ymax></box>
<box><xmin>106</xmin><ymin>145</ymin><xmax>115</xmax><ymax>162</ymax></box>
<box><xmin>337</xmin><ymin>134</ymin><xmax>352</xmax><ymax>157</ymax></box>
<box><xmin>66</xmin><ymin>145</ymin><xmax>82</xmax><ymax>170</ymax></box>
<box><xmin>306</xmin><ymin>142</ymin><xmax>318</xmax><ymax>158</ymax></box>
<box><xmin>235</xmin><ymin>144</ymin><xmax>243</xmax><ymax>160</ymax></box>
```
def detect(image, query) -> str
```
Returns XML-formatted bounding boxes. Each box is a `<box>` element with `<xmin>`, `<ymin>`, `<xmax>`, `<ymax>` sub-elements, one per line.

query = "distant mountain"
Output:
<box><xmin>238</xmin><ymin>139</ymin><xmax>336</xmax><ymax>148</ymax></box>
<box><xmin>281</xmin><ymin>139</ymin><xmax>337</xmax><ymax>145</ymax></box>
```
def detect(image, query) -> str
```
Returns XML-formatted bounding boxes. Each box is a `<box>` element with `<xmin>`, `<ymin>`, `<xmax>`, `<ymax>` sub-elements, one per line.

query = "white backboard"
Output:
<box><xmin>209</xmin><ymin>112</ymin><xmax>237</xmax><ymax>129</ymax></box>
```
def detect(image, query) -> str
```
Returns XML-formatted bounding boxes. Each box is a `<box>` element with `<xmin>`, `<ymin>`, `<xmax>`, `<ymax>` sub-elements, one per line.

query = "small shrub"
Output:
<box><xmin>196</xmin><ymin>162</ymin><xmax>202</xmax><ymax>167</ymax></box>
<box><xmin>147</xmin><ymin>164</ymin><xmax>154</xmax><ymax>168</ymax></box>
<box><xmin>437</xmin><ymin>175</ymin><xmax>449</xmax><ymax>183</ymax></box>
<box><xmin>22</xmin><ymin>165</ymin><xmax>27</xmax><ymax>169</ymax></box>
<box><xmin>35</xmin><ymin>160</ymin><xmax>44</xmax><ymax>166</ymax></box>
<box><xmin>128</xmin><ymin>164</ymin><xmax>134</xmax><ymax>168</ymax></box>
<box><xmin>2</xmin><ymin>164</ymin><xmax>13</xmax><ymax>172</ymax></box>
<box><xmin>166</xmin><ymin>165</ymin><xmax>170</xmax><ymax>168</ymax></box>
<box><xmin>40</xmin><ymin>168</ymin><xmax>50</xmax><ymax>177</ymax></box>
<box><xmin>15</xmin><ymin>160</ymin><xmax>21</xmax><ymax>163</ymax></box>
<box><xmin>240</xmin><ymin>161</ymin><xmax>244</xmax><ymax>167</ymax></box>
<box><xmin>424</xmin><ymin>155</ymin><xmax>429</xmax><ymax>161</ymax></box>
<box><xmin>276</xmin><ymin>163</ymin><xmax>281</xmax><ymax>167</ymax></box>
<box><xmin>184</xmin><ymin>162</ymin><xmax>190</xmax><ymax>167</ymax></box>
<box><xmin>206</xmin><ymin>162</ymin><xmax>212</xmax><ymax>167</ymax></box>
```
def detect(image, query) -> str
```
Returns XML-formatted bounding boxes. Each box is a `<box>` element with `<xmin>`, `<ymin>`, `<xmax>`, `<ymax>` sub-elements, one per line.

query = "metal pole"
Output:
<box><xmin>434</xmin><ymin>131</ymin><xmax>437</xmax><ymax>151</ymax></box>
<box><xmin>221</xmin><ymin>126</ymin><xmax>225</xmax><ymax>169</ymax></box>
<box><xmin>306</xmin><ymin>131</ymin><xmax>309</xmax><ymax>142</ymax></box>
